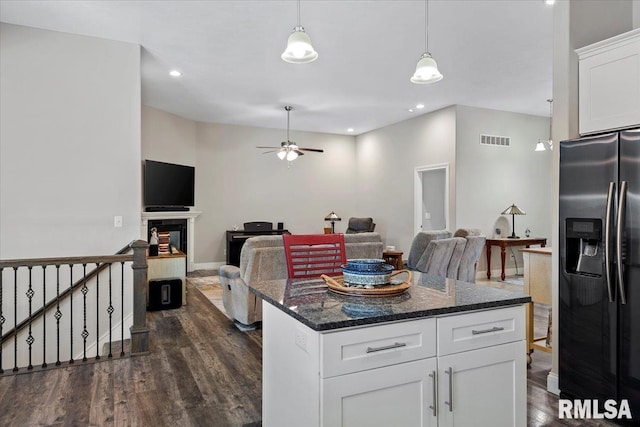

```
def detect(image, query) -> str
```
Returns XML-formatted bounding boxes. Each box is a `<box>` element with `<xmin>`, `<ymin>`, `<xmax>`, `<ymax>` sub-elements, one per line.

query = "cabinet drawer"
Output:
<box><xmin>321</xmin><ymin>318</ymin><xmax>436</xmax><ymax>378</ymax></box>
<box><xmin>437</xmin><ymin>305</ymin><xmax>525</xmax><ymax>356</ymax></box>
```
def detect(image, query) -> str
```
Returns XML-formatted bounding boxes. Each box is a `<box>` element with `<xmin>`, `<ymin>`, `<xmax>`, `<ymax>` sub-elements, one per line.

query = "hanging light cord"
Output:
<box><xmin>297</xmin><ymin>0</ymin><xmax>301</xmax><ymax>27</ymax></box>
<box><xmin>425</xmin><ymin>0</ymin><xmax>429</xmax><ymax>53</ymax></box>
<box><xmin>548</xmin><ymin>98</ymin><xmax>553</xmax><ymax>141</ymax></box>
<box><xmin>287</xmin><ymin>108</ymin><xmax>291</xmax><ymax>142</ymax></box>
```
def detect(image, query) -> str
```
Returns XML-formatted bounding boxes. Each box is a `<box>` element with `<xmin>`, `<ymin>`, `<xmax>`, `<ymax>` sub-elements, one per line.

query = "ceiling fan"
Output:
<box><xmin>257</xmin><ymin>106</ymin><xmax>324</xmax><ymax>161</ymax></box>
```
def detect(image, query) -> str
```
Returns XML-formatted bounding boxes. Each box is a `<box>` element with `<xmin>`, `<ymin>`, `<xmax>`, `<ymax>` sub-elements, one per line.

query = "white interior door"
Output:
<box><xmin>414</xmin><ymin>164</ymin><xmax>449</xmax><ymax>234</ymax></box>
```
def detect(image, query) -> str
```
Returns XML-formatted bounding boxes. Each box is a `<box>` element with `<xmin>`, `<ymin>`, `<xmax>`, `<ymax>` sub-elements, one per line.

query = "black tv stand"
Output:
<box><xmin>145</xmin><ymin>207</ymin><xmax>190</xmax><ymax>212</ymax></box>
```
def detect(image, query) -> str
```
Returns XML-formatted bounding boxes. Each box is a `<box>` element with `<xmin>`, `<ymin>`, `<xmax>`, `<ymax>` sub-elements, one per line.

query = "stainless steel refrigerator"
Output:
<box><xmin>559</xmin><ymin>128</ymin><xmax>640</xmax><ymax>419</ymax></box>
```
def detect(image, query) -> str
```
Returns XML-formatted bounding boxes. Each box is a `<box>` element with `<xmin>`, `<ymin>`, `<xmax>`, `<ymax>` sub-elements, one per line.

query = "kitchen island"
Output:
<box><xmin>248</xmin><ymin>272</ymin><xmax>531</xmax><ymax>427</ymax></box>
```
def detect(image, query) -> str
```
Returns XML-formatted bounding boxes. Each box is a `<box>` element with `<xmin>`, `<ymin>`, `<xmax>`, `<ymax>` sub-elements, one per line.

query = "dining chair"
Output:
<box><xmin>283</xmin><ymin>234</ymin><xmax>347</xmax><ymax>279</ymax></box>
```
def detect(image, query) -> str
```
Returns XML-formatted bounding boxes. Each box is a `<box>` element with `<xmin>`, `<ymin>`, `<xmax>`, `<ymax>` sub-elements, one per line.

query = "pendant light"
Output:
<box><xmin>411</xmin><ymin>0</ymin><xmax>443</xmax><ymax>84</ymax></box>
<box><xmin>281</xmin><ymin>0</ymin><xmax>318</xmax><ymax>64</ymax></box>
<box><xmin>535</xmin><ymin>99</ymin><xmax>553</xmax><ymax>151</ymax></box>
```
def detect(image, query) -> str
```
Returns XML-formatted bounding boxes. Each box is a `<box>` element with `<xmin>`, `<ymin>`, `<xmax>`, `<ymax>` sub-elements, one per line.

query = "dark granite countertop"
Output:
<box><xmin>248</xmin><ymin>272</ymin><xmax>531</xmax><ymax>331</ymax></box>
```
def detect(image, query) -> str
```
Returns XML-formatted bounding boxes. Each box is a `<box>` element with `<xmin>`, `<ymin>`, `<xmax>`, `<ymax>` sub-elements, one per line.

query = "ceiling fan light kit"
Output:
<box><xmin>256</xmin><ymin>106</ymin><xmax>324</xmax><ymax>163</ymax></box>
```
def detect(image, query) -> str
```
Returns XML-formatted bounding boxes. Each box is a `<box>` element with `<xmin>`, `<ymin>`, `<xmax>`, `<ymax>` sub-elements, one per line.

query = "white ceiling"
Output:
<box><xmin>0</xmin><ymin>0</ymin><xmax>554</xmax><ymax>135</ymax></box>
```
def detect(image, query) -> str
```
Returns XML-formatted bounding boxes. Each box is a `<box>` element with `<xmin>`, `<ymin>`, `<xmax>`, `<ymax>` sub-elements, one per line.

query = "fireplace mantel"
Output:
<box><xmin>141</xmin><ymin>211</ymin><xmax>202</xmax><ymax>272</ymax></box>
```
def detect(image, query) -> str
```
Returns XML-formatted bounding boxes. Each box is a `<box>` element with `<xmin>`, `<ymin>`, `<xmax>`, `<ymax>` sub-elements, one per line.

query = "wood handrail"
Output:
<box><xmin>1</xmin><ymin>242</ymin><xmax>135</xmax><ymax>343</ymax></box>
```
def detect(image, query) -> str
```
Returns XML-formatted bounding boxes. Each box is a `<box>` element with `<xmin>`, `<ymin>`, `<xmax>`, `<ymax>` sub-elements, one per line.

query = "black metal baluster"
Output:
<box><xmin>13</xmin><ymin>267</ymin><xmax>18</xmax><ymax>372</ymax></box>
<box><xmin>55</xmin><ymin>265</ymin><xmax>62</xmax><ymax>366</ymax></box>
<box><xmin>107</xmin><ymin>263</ymin><xmax>113</xmax><ymax>358</ymax></box>
<box><xmin>69</xmin><ymin>264</ymin><xmax>74</xmax><ymax>364</ymax></box>
<box><xmin>120</xmin><ymin>261</ymin><xmax>125</xmax><ymax>357</ymax></box>
<box><xmin>81</xmin><ymin>264</ymin><xmax>88</xmax><ymax>362</ymax></box>
<box><xmin>26</xmin><ymin>266</ymin><xmax>34</xmax><ymax>370</ymax></box>
<box><xmin>41</xmin><ymin>265</ymin><xmax>47</xmax><ymax>368</ymax></box>
<box><xmin>0</xmin><ymin>267</ymin><xmax>4</xmax><ymax>374</ymax></box>
<box><xmin>95</xmin><ymin>263</ymin><xmax>100</xmax><ymax>361</ymax></box>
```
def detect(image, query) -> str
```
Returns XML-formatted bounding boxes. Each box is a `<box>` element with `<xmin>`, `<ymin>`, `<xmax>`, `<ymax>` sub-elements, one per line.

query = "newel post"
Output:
<box><xmin>130</xmin><ymin>239</ymin><xmax>149</xmax><ymax>356</ymax></box>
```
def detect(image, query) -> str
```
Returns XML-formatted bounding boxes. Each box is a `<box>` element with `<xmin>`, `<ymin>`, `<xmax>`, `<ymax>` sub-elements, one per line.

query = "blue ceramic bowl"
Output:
<box><xmin>344</xmin><ymin>259</ymin><xmax>391</xmax><ymax>273</ymax></box>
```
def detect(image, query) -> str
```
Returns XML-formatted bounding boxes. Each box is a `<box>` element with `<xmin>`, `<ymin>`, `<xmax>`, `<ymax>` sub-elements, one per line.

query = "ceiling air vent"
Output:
<box><xmin>480</xmin><ymin>134</ymin><xmax>511</xmax><ymax>147</ymax></box>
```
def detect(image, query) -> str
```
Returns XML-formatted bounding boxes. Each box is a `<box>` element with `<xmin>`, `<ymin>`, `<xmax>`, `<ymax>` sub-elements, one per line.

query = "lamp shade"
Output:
<box><xmin>281</xmin><ymin>26</ymin><xmax>318</xmax><ymax>63</ymax></box>
<box><xmin>324</xmin><ymin>211</ymin><xmax>341</xmax><ymax>221</ymax></box>
<box><xmin>410</xmin><ymin>53</ymin><xmax>443</xmax><ymax>84</ymax></box>
<box><xmin>535</xmin><ymin>140</ymin><xmax>547</xmax><ymax>151</ymax></box>
<box><xmin>501</xmin><ymin>204</ymin><xmax>526</xmax><ymax>216</ymax></box>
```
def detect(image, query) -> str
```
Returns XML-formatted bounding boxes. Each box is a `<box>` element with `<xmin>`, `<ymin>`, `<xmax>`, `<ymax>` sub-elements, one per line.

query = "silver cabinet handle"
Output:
<box><xmin>365</xmin><ymin>342</ymin><xmax>406</xmax><ymax>353</ymax></box>
<box><xmin>429</xmin><ymin>370</ymin><xmax>437</xmax><ymax>417</ymax></box>
<box><xmin>617</xmin><ymin>181</ymin><xmax>627</xmax><ymax>305</ymax></box>
<box><xmin>471</xmin><ymin>326</ymin><xmax>504</xmax><ymax>335</ymax></box>
<box><xmin>444</xmin><ymin>367</ymin><xmax>453</xmax><ymax>412</ymax></box>
<box><xmin>605</xmin><ymin>181</ymin><xmax>615</xmax><ymax>302</ymax></box>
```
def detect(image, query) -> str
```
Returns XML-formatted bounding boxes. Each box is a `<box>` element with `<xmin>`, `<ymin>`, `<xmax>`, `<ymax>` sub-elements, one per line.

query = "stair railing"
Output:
<box><xmin>0</xmin><ymin>240</ymin><xmax>148</xmax><ymax>374</ymax></box>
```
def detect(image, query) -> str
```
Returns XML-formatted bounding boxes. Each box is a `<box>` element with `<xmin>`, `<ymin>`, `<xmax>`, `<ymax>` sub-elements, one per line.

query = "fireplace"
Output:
<box><xmin>148</xmin><ymin>218</ymin><xmax>187</xmax><ymax>254</ymax></box>
<box><xmin>141</xmin><ymin>211</ymin><xmax>202</xmax><ymax>272</ymax></box>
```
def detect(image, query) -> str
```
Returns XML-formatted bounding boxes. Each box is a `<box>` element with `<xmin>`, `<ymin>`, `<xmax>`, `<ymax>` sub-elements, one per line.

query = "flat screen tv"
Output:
<box><xmin>144</xmin><ymin>160</ymin><xmax>195</xmax><ymax>210</ymax></box>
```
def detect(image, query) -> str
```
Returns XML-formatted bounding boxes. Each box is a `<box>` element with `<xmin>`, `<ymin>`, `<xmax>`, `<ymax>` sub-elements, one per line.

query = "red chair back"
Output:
<box><xmin>283</xmin><ymin>234</ymin><xmax>347</xmax><ymax>279</ymax></box>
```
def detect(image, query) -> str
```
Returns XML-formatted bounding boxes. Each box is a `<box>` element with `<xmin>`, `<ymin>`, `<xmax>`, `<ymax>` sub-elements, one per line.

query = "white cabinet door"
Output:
<box><xmin>577</xmin><ymin>29</ymin><xmax>640</xmax><ymax>135</ymax></box>
<box><xmin>437</xmin><ymin>340</ymin><xmax>526</xmax><ymax>427</ymax></box>
<box><xmin>322</xmin><ymin>358</ymin><xmax>438</xmax><ymax>427</ymax></box>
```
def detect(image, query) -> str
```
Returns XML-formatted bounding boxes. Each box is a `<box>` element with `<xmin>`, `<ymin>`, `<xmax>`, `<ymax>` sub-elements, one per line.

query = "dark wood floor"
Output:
<box><xmin>0</xmin><ymin>275</ymin><xmax>619</xmax><ymax>426</ymax></box>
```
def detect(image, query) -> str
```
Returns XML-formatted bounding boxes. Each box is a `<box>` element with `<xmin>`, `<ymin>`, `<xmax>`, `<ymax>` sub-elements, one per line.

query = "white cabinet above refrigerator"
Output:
<box><xmin>577</xmin><ymin>28</ymin><xmax>640</xmax><ymax>135</ymax></box>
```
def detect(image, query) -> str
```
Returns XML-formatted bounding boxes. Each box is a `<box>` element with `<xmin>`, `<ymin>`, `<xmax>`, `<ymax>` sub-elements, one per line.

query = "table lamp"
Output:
<box><xmin>501</xmin><ymin>204</ymin><xmax>526</xmax><ymax>239</ymax></box>
<box><xmin>324</xmin><ymin>211</ymin><xmax>341</xmax><ymax>233</ymax></box>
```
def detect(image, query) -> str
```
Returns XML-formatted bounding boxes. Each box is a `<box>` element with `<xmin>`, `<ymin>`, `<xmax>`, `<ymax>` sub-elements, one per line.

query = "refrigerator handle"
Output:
<box><xmin>605</xmin><ymin>181</ymin><xmax>615</xmax><ymax>303</ymax></box>
<box><xmin>617</xmin><ymin>180</ymin><xmax>627</xmax><ymax>305</ymax></box>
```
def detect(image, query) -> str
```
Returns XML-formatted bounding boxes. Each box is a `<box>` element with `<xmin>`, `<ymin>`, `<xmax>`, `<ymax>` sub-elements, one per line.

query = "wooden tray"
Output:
<box><xmin>321</xmin><ymin>271</ymin><xmax>412</xmax><ymax>297</ymax></box>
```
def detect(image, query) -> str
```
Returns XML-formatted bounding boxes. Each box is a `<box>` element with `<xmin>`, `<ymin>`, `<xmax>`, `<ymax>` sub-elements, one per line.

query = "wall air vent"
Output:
<box><xmin>480</xmin><ymin>134</ymin><xmax>511</xmax><ymax>147</ymax></box>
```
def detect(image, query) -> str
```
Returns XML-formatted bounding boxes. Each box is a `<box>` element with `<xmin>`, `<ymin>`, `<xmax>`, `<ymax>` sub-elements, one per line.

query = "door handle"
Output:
<box><xmin>444</xmin><ymin>367</ymin><xmax>453</xmax><ymax>412</ymax></box>
<box><xmin>429</xmin><ymin>370</ymin><xmax>437</xmax><ymax>417</ymax></box>
<box><xmin>472</xmin><ymin>326</ymin><xmax>504</xmax><ymax>335</ymax></box>
<box><xmin>605</xmin><ymin>182</ymin><xmax>615</xmax><ymax>303</ymax></box>
<box><xmin>365</xmin><ymin>342</ymin><xmax>406</xmax><ymax>353</ymax></box>
<box><xmin>617</xmin><ymin>181</ymin><xmax>627</xmax><ymax>305</ymax></box>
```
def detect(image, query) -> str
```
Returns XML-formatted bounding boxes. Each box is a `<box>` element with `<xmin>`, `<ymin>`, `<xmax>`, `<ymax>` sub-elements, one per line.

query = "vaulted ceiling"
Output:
<box><xmin>0</xmin><ymin>0</ymin><xmax>553</xmax><ymax>135</ymax></box>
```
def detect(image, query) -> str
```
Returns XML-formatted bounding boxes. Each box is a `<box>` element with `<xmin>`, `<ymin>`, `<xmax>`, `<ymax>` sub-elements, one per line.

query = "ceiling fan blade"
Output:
<box><xmin>294</xmin><ymin>150</ymin><xmax>305</xmax><ymax>156</ymax></box>
<box><xmin>262</xmin><ymin>150</ymin><xmax>280</xmax><ymax>154</ymax></box>
<box><xmin>256</xmin><ymin>146</ymin><xmax>281</xmax><ymax>149</ymax></box>
<box><xmin>299</xmin><ymin>148</ymin><xmax>324</xmax><ymax>153</ymax></box>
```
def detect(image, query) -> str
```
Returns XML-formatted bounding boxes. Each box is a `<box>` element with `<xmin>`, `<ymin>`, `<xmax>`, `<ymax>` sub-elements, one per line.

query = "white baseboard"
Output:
<box><xmin>547</xmin><ymin>371</ymin><xmax>560</xmax><ymax>395</ymax></box>
<box><xmin>477</xmin><ymin>267</ymin><xmax>520</xmax><ymax>280</ymax></box>
<box><xmin>193</xmin><ymin>261</ymin><xmax>224</xmax><ymax>271</ymax></box>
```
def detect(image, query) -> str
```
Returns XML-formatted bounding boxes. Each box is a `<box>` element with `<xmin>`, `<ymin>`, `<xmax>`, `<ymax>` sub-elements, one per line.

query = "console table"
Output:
<box><xmin>485</xmin><ymin>237</ymin><xmax>547</xmax><ymax>281</ymax></box>
<box><xmin>226</xmin><ymin>229</ymin><xmax>290</xmax><ymax>267</ymax></box>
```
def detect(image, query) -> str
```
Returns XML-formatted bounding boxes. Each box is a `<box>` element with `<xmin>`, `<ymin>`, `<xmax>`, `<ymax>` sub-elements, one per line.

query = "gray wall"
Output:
<box><xmin>355</xmin><ymin>107</ymin><xmax>457</xmax><ymax>255</ymax></box>
<box><xmin>0</xmin><ymin>23</ymin><xmax>141</xmax><ymax>258</ymax></box>
<box><xmin>141</xmin><ymin>106</ymin><xmax>358</xmax><ymax>266</ymax></box>
<box><xmin>456</xmin><ymin>105</ymin><xmax>552</xmax><ymax>276</ymax></box>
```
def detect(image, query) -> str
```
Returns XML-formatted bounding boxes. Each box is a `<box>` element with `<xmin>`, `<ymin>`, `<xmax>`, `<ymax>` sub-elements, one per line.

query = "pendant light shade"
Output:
<box><xmin>411</xmin><ymin>0</ymin><xmax>443</xmax><ymax>84</ymax></box>
<box><xmin>282</xmin><ymin>26</ymin><xmax>318</xmax><ymax>63</ymax></box>
<box><xmin>535</xmin><ymin>141</ymin><xmax>547</xmax><ymax>151</ymax></box>
<box><xmin>535</xmin><ymin>99</ymin><xmax>553</xmax><ymax>151</ymax></box>
<box><xmin>281</xmin><ymin>0</ymin><xmax>317</xmax><ymax>64</ymax></box>
<box><xmin>411</xmin><ymin>52</ymin><xmax>443</xmax><ymax>84</ymax></box>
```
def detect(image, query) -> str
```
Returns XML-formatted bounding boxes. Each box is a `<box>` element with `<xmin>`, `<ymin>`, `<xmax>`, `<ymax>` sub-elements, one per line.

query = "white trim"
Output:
<box><xmin>193</xmin><ymin>261</ymin><xmax>224</xmax><ymax>271</ymax></box>
<box><xmin>575</xmin><ymin>28</ymin><xmax>640</xmax><ymax>58</ymax></box>
<box><xmin>547</xmin><ymin>371</ymin><xmax>560</xmax><ymax>395</ymax></box>
<box><xmin>414</xmin><ymin>163</ymin><xmax>450</xmax><ymax>235</ymax></box>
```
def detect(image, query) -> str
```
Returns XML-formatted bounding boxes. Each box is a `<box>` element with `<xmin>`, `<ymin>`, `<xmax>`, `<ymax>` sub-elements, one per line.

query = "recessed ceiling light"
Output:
<box><xmin>169</xmin><ymin>70</ymin><xmax>182</xmax><ymax>77</ymax></box>
<box><xmin>347</xmin><ymin>128</ymin><xmax>354</xmax><ymax>133</ymax></box>
<box><xmin>544</xmin><ymin>0</ymin><xmax>555</xmax><ymax>5</ymax></box>
<box><xmin>408</xmin><ymin>109</ymin><xmax>414</xmax><ymax>113</ymax></box>
<box><xmin>416</xmin><ymin>104</ymin><xmax>425</xmax><ymax>109</ymax></box>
